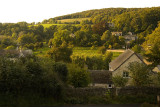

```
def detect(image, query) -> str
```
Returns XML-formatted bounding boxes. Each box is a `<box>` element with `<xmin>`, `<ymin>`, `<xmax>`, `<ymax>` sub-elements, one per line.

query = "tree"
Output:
<box><xmin>145</xmin><ymin>43</ymin><xmax>160</xmax><ymax>65</ymax></box>
<box><xmin>18</xmin><ymin>33</ymin><xmax>35</xmax><ymax>46</ymax></box>
<box><xmin>98</xmin><ymin>46</ymin><xmax>106</xmax><ymax>54</ymax></box>
<box><xmin>92</xmin><ymin>21</ymin><xmax>109</xmax><ymax>36</ymax></box>
<box><xmin>103</xmin><ymin>52</ymin><xmax>113</xmax><ymax>70</ymax></box>
<box><xmin>52</xmin><ymin>29</ymin><xmax>71</xmax><ymax>47</ymax></box>
<box><xmin>132</xmin><ymin>45</ymin><xmax>141</xmax><ymax>53</ymax></box>
<box><xmin>127</xmin><ymin>62</ymin><xmax>151</xmax><ymax>87</ymax></box>
<box><xmin>53</xmin><ymin>62</ymin><xmax>68</xmax><ymax>82</ymax></box>
<box><xmin>47</xmin><ymin>42</ymin><xmax>73</xmax><ymax>62</ymax></box>
<box><xmin>143</xmin><ymin>23</ymin><xmax>160</xmax><ymax>65</ymax></box>
<box><xmin>112</xmin><ymin>75</ymin><xmax>128</xmax><ymax>87</ymax></box>
<box><xmin>67</xmin><ymin>64</ymin><xmax>90</xmax><ymax>88</ymax></box>
<box><xmin>25</xmin><ymin>43</ymin><xmax>35</xmax><ymax>50</ymax></box>
<box><xmin>101</xmin><ymin>30</ymin><xmax>111</xmax><ymax>42</ymax></box>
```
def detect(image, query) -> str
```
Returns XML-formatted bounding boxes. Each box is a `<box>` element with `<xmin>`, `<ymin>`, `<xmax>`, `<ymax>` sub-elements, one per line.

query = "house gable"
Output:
<box><xmin>112</xmin><ymin>54</ymin><xmax>144</xmax><ymax>77</ymax></box>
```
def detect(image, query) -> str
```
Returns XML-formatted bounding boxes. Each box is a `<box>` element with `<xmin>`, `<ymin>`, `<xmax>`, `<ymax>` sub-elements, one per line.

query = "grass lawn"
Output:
<box><xmin>34</xmin><ymin>46</ymin><xmax>122</xmax><ymax>60</ymax></box>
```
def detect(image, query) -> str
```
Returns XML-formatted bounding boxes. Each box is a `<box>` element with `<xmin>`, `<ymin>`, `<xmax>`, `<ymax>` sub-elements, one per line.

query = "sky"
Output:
<box><xmin>0</xmin><ymin>0</ymin><xmax>160</xmax><ymax>23</ymax></box>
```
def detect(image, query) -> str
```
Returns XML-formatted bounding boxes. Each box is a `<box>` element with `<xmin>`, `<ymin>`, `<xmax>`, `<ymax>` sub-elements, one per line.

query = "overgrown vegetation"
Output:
<box><xmin>0</xmin><ymin>7</ymin><xmax>160</xmax><ymax>106</ymax></box>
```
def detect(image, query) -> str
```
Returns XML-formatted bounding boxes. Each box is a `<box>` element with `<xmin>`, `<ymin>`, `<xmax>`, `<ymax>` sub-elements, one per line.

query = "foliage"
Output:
<box><xmin>72</xmin><ymin>52</ymin><xmax>113</xmax><ymax>70</ymax></box>
<box><xmin>101</xmin><ymin>30</ymin><xmax>111</xmax><ymax>42</ymax></box>
<box><xmin>112</xmin><ymin>75</ymin><xmax>128</xmax><ymax>87</ymax></box>
<box><xmin>47</xmin><ymin>42</ymin><xmax>73</xmax><ymax>62</ymax></box>
<box><xmin>67</xmin><ymin>64</ymin><xmax>90</xmax><ymax>88</ymax></box>
<box><xmin>145</xmin><ymin>43</ymin><xmax>160</xmax><ymax>66</ymax></box>
<box><xmin>0</xmin><ymin>56</ymin><xmax>64</xmax><ymax>98</ymax></box>
<box><xmin>92</xmin><ymin>21</ymin><xmax>109</xmax><ymax>36</ymax></box>
<box><xmin>140</xmin><ymin>102</ymin><xmax>157</xmax><ymax>107</ymax></box>
<box><xmin>143</xmin><ymin>23</ymin><xmax>160</xmax><ymax>65</ymax></box>
<box><xmin>132</xmin><ymin>44</ymin><xmax>141</xmax><ymax>53</ymax></box>
<box><xmin>52</xmin><ymin>29</ymin><xmax>71</xmax><ymax>47</ymax></box>
<box><xmin>53</xmin><ymin>62</ymin><xmax>68</xmax><ymax>82</ymax></box>
<box><xmin>5</xmin><ymin>45</ymin><xmax>16</xmax><ymax>50</ymax></box>
<box><xmin>127</xmin><ymin>62</ymin><xmax>151</xmax><ymax>87</ymax></box>
<box><xmin>98</xmin><ymin>46</ymin><xmax>106</xmax><ymax>54</ymax></box>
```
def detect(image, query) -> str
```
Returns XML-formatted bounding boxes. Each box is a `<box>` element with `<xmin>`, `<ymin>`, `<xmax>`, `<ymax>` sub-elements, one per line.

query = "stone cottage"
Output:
<box><xmin>109</xmin><ymin>49</ymin><xmax>144</xmax><ymax>78</ymax></box>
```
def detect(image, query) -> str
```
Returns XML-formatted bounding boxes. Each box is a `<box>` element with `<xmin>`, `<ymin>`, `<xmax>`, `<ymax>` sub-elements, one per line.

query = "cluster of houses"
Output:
<box><xmin>89</xmin><ymin>49</ymin><xmax>160</xmax><ymax>88</ymax></box>
<box><xmin>111</xmin><ymin>31</ymin><xmax>137</xmax><ymax>49</ymax></box>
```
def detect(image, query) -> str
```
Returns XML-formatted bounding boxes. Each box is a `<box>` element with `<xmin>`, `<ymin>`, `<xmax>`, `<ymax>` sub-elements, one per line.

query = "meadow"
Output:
<box><xmin>57</xmin><ymin>18</ymin><xmax>90</xmax><ymax>23</ymax></box>
<box><xmin>31</xmin><ymin>23</ymin><xmax>82</xmax><ymax>28</ymax></box>
<box><xmin>34</xmin><ymin>45</ymin><xmax>122</xmax><ymax>60</ymax></box>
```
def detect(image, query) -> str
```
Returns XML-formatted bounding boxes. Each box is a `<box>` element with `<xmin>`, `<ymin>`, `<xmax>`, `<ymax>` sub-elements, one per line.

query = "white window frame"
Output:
<box><xmin>123</xmin><ymin>72</ymin><xmax>130</xmax><ymax>78</ymax></box>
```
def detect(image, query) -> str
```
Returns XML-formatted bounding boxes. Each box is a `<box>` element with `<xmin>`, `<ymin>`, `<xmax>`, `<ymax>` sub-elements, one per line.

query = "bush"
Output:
<box><xmin>98</xmin><ymin>46</ymin><xmax>106</xmax><ymax>54</ymax></box>
<box><xmin>141</xmin><ymin>102</ymin><xmax>157</xmax><ymax>107</ymax></box>
<box><xmin>53</xmin><ymin>62</ymin><xmax>68</xmax><ymax>82</ymax></box>
<box><xmin>0</xmin><ymin>56</ymin><xmax>64</xmax><ymax>98</ymax></box>
<box><xmin>112</xmin><ymin>75</ymin><xmax>128</xmax><ymax>87</ymax></box>
<box><xmin>67</xmin><ymin>64</ymin><xmax>90</xmax><ymax>88</ymax></box>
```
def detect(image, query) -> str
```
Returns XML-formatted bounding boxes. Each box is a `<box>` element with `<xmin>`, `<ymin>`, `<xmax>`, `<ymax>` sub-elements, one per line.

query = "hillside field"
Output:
<box><xmin>31</xmin><ymin>23</ymin><xmax>82</xmax><ymax>28</ymax></box>
<box><xmin>57</xmin><ymin>18</ymin><xmax>90</xmax><ymax>23</ymax></box>
<box><xmin>34</xmin><ymin>46</ymin><xmax>122</xmax><ymax>60</ymax></box>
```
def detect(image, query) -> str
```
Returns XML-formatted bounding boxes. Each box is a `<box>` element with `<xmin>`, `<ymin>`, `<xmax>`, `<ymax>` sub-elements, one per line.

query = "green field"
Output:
<box><xmin>72</xmin><ymin>47</ymin><xmax>122</xmax><ymax>60</ymax></box>
<box><xmin>57</xmin><ymin>18</ymin><xmax>90</xmax><ymax>23</ymax></box>
<box><xmin>34</xmin><ymin>46</ymin><xmax>122</xmax><ymax>60</ymax></box>
<box><xmin>31</xmin><ymin>23</ymin><xmax>81</xmax><ymax>28</ymax></box>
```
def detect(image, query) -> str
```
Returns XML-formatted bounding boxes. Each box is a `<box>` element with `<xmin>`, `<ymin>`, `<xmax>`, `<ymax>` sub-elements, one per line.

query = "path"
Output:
<box><xmin>107</xmin><ymin>49</ymin><xmax>125</xmax><ymax>53</ymax></box>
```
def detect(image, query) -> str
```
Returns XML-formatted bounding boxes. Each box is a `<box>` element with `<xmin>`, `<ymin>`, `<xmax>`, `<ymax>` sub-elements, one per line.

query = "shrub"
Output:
<box><xmin>98</xmin><ymin>46</ymin><xmax>106</xmax><ymax>54</ymax></box>
<box><xmin>141</xmin><ymin>102</ymin><xmax>157</xmax><ymax>107</ymax></box>
<box><xmin>0</xmin><ymin>56</ymin><xmax>64</xmax><ymax>98</ymax></box>
<box><xmin>53</xmin><ymin>62</ymin><xmax>68</xmax><ymax>82</ymax></box>
<box><xmin>112</xmin><ymin>75</ymin><xmax>128</xmax><ymax>87</ymax></box>
<box><xmin>67</xmin><ymin>64</ymin><xmax>90</xmax><ymax>88</ymax></box>
<box><xmin>5</xmin><ymin>45</ymin><xmax>16</xmax><ymax>50</ymax></box>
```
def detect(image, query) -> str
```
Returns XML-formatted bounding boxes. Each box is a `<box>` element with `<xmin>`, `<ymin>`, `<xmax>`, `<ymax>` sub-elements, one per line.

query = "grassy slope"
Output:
<box><xmin>57</xmin><ymin>18</ymin><xmax>90</xmax><ymax>23</ymax></box>
<box><xmin>31</xmin><ymin>23</ymin><xmax>81</xmax><ymax>28</ymax></box>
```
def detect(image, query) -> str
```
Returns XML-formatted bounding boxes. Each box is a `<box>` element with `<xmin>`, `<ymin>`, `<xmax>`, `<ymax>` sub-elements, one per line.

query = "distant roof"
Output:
<box><xmin>88</xmin><ymin>70</ymin><xmax>112</xmax><ymax>84</ymax></box>
<box><xmin>109</xmin><ymin>49</ymin><xmax>143</xmax><ymax>71</ymax></box>
<box><xmin>157</xmin><ymin>65</ymin><xmax>160</xmax><ymax>70</ymax></box>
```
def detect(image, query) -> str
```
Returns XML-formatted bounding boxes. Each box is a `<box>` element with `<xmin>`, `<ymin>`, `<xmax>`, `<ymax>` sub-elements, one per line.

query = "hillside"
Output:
<box><xmin>0</xmin><ymin>7</ymin><xmax>160</xmax><ymax>54</ymax></box>
<box><xmin>42</xmin><ymin>7</ymin><xmax>160</xmax><ymax>34</ymax></box>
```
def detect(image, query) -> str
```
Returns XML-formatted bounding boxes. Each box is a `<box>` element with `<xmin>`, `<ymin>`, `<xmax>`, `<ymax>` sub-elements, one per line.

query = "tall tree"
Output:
<box><xmin>92</xmin><ymin>21</ymin><xmax>109</xmax><ymax>36</ymax></box>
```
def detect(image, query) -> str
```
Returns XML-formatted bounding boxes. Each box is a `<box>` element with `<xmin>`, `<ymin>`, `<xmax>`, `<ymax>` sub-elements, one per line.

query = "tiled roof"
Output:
<box><xmin>88</xmin><ymin>70</ymin><xmax>112</xmax><ymax>84</ymax></box>
<box><xmin>109</xmin><ymin>49</ymin><xmax>144</xmax><ymax>71</ymax></box>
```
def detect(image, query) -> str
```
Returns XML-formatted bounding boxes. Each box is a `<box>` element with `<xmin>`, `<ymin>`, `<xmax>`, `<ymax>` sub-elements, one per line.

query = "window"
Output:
<box><xmin>123</xmin><ymin>72</ymin><xmax>129</xmax><ymax>78</ymax></box>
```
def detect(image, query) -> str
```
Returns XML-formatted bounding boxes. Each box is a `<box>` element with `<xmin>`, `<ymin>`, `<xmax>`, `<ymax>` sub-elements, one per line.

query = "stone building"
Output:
<box><xmin>109</xmin><ymin>49</ymin><xmax>144</xmax><ymax>78</ymax></box>
<box><xmin>111</xmin><ymin>32</ymin><xmax>123</xmax><ymax>36</ymax></box>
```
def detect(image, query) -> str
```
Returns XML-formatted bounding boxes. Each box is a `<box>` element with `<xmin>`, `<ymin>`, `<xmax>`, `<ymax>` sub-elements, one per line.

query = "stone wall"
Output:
<box><xmin>65</xmin><ymin>87</ymin><xmax>160</xmax><ymax>98</ymax></box>
<box><xmin>65</xmin><ymin>87</ymin><xmax>114</xmax><ymax>98</ymax></box>
<box><xmin>117</xmin><ymin>87</ymin><xmax>160</xmax><ymax>96</ymax></box>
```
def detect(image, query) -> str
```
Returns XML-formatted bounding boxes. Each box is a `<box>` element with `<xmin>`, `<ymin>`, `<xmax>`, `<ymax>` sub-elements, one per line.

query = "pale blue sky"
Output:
<box><xmin>0</xmin><ymin>0</ymin><xmax>160</xmax><ymax>23</ymax></box>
